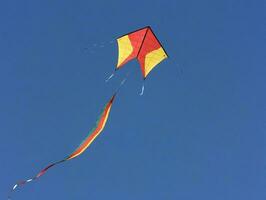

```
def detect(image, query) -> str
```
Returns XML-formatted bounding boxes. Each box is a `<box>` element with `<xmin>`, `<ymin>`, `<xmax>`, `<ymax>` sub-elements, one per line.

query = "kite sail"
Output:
<box><xmin>116</xmin><ymin>26</ymin><xmax>168</xmax><ymax>79</ymax></box>
<box><xmin>9</xmin><ymin>94</ymin><xmax>116</xmax><ymax>199</ymax></box>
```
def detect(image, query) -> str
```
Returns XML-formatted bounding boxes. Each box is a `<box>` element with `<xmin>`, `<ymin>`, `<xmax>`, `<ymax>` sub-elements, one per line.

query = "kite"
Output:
<box><xmin>116</xmin><ymin>26</ymin><xmax>168</xmax><ymax>78</ymax></box>
<box><xmin>9</xmin><ymin>26</ymin><xmax>168</xmax><ymax>199</ymax></box>
<box><xmin>8</xmin><ymin>94</ymin><xmax>116</xmax><ymax>199</ymax></box>
<box><xmin>106</xmin><ymin>26</ymin><xmax>168</xmax><ymax>95</ymax></box>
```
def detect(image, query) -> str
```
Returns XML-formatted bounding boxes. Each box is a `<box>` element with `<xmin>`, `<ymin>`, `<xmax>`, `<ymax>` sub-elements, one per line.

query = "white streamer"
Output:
<box><xmin>105</xmin><ymin>73</ymin><xmax>114</xmax><ymax>82</ymax></box>
<box><xmin>139</xmin><ymin>85</ymin><xmax>145</xmax><ymax>96</ymax></box>
<box><xmin>12</xmin><ymin>184</ymin><xmax>18</xmax><ymax>190</ymax></box>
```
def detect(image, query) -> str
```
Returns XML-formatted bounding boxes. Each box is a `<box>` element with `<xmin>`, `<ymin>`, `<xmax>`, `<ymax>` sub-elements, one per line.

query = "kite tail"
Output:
<box><xmin>8</xmin><ymin>92</ymin><xmax>117</xmax><ymax>199</ymax></box>
<box><xmin>8</xmin><ymin>159</ymin><xmax>66</xmax><ymax>200</ymax></box>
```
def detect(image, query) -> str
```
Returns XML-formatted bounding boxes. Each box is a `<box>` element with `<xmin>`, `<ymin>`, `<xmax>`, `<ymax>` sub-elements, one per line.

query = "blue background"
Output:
<box><xmin>1</xmin><ymin>0</ymin><xmax>265</xmax><ymax>199</ymax></box>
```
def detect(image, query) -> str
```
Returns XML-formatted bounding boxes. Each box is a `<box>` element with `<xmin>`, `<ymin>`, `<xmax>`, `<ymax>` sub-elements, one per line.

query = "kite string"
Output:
<box><xmin>83</xmin><ymin>39</ymin><xmax>115</xmax><ymax>53</ymax></box>
<box><xmin>114</xmin><ymin>72</ymin><xmax>130</xmax><ymax>95</ymax></box>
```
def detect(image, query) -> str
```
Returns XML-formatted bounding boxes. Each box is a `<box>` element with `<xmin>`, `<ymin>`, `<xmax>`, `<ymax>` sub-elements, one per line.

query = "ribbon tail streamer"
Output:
<box><xmin>139</xmin><ymin>84</ymin><xmax>145</xmax><ymax>96</ymax></box>
<box><xmin>105</xmin><ymin>73</ymin><xmax>114</xmax><ymax>82</ymax></box>
<box><xmin>8</xmin><ymin>94</ymin><xmax>116</xmax><ymax>199</ymax></box>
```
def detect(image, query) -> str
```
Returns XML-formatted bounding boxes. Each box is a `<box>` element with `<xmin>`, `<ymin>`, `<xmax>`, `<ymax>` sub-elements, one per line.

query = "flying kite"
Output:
<box><xmin>106</xmin><ymin>26</ymin><xmax>168</xmax><ymax>95</ymax></box>
<box><xmin>116</xmin><ymin>26</ymin><xmax>168</xmax><ymax>78</ymax></box>
<box><xmin>9</xmin><ymin>26</ymin><xmax>168</xmax><ymax>199</ymax></box>
<box><xmin>8</xmin><ymin>94</ymin><xmax>116</xmax><ymax>199</ymax></box>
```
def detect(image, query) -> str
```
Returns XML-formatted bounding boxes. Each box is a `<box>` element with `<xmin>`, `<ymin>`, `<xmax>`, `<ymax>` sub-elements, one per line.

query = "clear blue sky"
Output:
<box><xmin>1</xmin><ymin>0</ymin><xmax>265</xmax><ymax>199</ymax></box>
